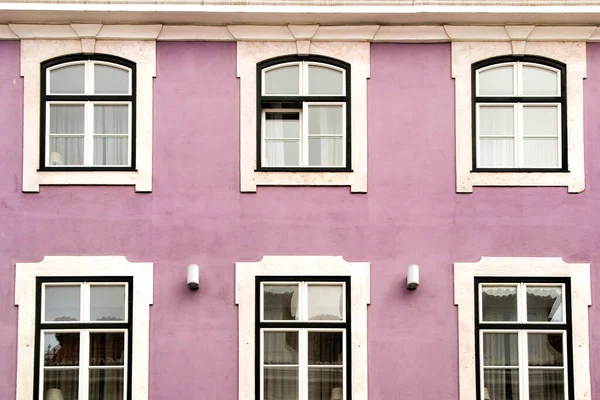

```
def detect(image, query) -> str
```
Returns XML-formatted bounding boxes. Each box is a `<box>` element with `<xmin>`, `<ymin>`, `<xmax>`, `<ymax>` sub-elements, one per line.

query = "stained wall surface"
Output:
<box><xmin>0</xmin><ymin>40</ymin><xmax>598</xmax><ymax>398</ymax></box>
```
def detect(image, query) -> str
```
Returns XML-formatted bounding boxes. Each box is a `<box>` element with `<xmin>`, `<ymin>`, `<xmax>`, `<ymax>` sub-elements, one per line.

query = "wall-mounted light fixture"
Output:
<box><xmin>406</xmin><ymin>264</ymin><xmax>419</xmax><ymax>290</ymax></box>
<box><xmin>187</xmin><ymin>264</ymin><xmax>199</xmax><ymax>290</ymax></box>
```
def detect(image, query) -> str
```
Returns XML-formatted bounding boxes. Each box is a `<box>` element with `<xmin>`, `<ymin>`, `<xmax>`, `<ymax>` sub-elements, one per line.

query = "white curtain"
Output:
<box><xmin>49</xmin><ymin>105</ymin><xmax>85</xmax><ymax>166</ymax></box>
<box><xmin>478</xmin><ymin>106</ymin><xmax>514</xmax><ymax>168</ymax></box>
<box><xmin>308</xmin><ymin>106</ymin><xmax>343</xmax><ymax>167</ymax></box>
<box><xmin>93</xmin><ymin>105</ymin><xmax>129</xmax><ymax>166</ymax></box>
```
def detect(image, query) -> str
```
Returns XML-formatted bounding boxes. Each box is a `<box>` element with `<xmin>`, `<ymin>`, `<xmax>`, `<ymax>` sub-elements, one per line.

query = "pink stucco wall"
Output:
<box><xmin>0</xmin><ymin>40</ymin><xmax>598</xmax><ymax>399</ymax></box>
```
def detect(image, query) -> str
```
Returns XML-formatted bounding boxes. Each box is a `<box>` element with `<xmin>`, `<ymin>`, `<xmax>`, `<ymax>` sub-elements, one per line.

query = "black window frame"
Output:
<box><xmin>471</xmin><ymin>55</ymin><xmax>568</xmax><ymax>172</ymax></box>
<box><xmin>255</xmin><ymin>276</ymin><xmax>352</xmax><ymax>400</ymax></box>
<box><xmin>474</xmin><ymin>276</ymin><xmax>574</xmax><ymax>400</ymax></box>
<box><xmin>33</xmin><ymin>276</ymin><xmax>134</xmax><ymax>400</ymax></box>
<box><xmin>256</xmin><ymin>55</ymin><xmax>352</xmax><ymax>172</ymax></box>
<box><xmin>39</xmin><ymin>53</ymin><xmax>137</xmax><ymax>172</ymax></box>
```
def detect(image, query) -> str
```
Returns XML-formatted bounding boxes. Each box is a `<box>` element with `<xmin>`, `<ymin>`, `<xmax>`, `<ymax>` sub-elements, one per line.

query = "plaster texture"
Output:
<box><xmin>0</xmin><ymin>40</ymin><xmax>599</xmax><ymax>399</ymax></box>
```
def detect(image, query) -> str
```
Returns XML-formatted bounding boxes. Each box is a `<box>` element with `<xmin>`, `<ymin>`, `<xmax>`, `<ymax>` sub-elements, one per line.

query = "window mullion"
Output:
<box><xmin>300</xmin><ymin>328</ymin><xmax>307</xmax><ymax>400</ymax></box>
<box><xmin>515</xmin><ymin>103</ymin><xmax>522</xmax><ymax>168</ymax></box>
<box><xmin>302</xmin><ymin>103</ymin><xmax>308</xmax><ymax>167</ymax></box>
<box><xmin>84</xmin><ymin>102</ymin><xmax>93</xmax><ymax>166</ymax></box>
<box><xmin>80</xmin><ymin>329</ymin><xmax>89</xmax><ymax>400</ymax></box>
<box><xmin>521</xmin><ymin>331</ymin><xmax>528</xmax><ymax>400</ymax></box>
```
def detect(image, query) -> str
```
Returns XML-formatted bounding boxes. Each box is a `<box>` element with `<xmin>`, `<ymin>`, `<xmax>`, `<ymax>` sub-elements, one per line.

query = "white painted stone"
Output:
<box><xmin>228</xmin><ymin>25</ymin><xmax>295</xmax><ymax>41</ymax></box>
<box><xmin>295</xmin><ymin>39</ymin><xmax>311</xmax><ymax>55</ymax></box>
<box><xmin>9</xmin><ymin>24</ymin><xmax>78</xmax><ymax>39</ymax></box>
<box><xmin>528</xmin><ymin>26</ymin><xmax>597</xmax><ymax>41</ymax></box>
<box><xmin>454</xmin><ymin>257</ymin><xmax>591</xmax><ymax>400</ymax></box>
<box><xmin>80</xmin><ymin>37</ymin><xmax>96</xmax><ymax>53</ymax></box>
<box><xmin>97</xmin><ymin>24</ymin><xmax>162</xmax><ymax>39</ymax></box>
<box><xmin>444</xmin><ymin>25</ymin><xmax>509</xmax><ymax>41</ymax></box>
<box><xmin>237</xmin><ymin>41</ymin><xmax>369</xmax><ymax>192</ymax></box>
<box><xmin>70</xmin><ymin>23</ymin><xmax>102</xmax><ymax>38</ymax></box>
<box><xmin>504</xmin><ymin>25</ymin><xmax>535</xmax><ymax>40</ymax></box>
<box><xmin>0</xmin><ymin>24</ymin><xmax>18</xmax><ymax>39</ymax></box>
<box><xmin>15</xmin><ymin>256</ymin><xmax>153</xmax><ymax>400</ymax></box>
<box><xmin>288</xmin><ymin>24</ymin><xmax>319</xmax><ymax>40</ymax></box>
<box><xmin>236</xmin><ymin>256</ymin><xmax>370</xmax><ymax>400</ymax></box>
<box><xmin>312</xmin><ymin>25</ymin><xmax>379</xmax><ymax>41</ymax></box>
<box><xmin>157</xmin><ymin>25</ymin><xmax>234</xmax><ymax>41</ymax></box>
<box><xmin>511</xmin><ymin>40</ymin><xmax>526</xmax><ymax>55</ymax></box>
<box><xmin>373</xmin><ymin>25</ymin><xmax>449</xmax><ymax>42</ymax></box>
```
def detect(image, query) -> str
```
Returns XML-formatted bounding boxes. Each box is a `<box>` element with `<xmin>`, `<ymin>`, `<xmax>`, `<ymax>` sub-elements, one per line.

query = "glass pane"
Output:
<box><xmin>93</xmin><ymin>137</ymin><xmax>129</xmax><ymax>166</ymax></box>
<box><xmin>308</xmin><ymin>65</ymin><xmax>343</xmax><ymax>95</ymax></box>
<box><xmin>523</xmin><ymin>65</ymin><xmax>559</xmax><ymax>96</ymax></box>
<box><xmin>478</xmin><ymin>65</ymin><xmax>514</xmax><ymax>96</ymax></box>
<box><xmin>307</xmin><ymin>285</ymin><xmax>343</xmax><ymax>321</ymax></box>
<box><xmin>481</xmin><ymin>286</ymin><xmax>518</xmax><ymax>321</ymax></box>
<box><xmin>264</xmin><ymin>331</ymin><xmax>298</xmax><ymax>365</ymax></box>
<box><xmin>45</xmin><ymin>286</ymin><xmax>81</xmax><ymax>322</ymax></box>
<box><xmin>523</xmin><ymin>106</ymin><xmax>559</xmax><ymax>137</ymax></box>
<box><xmin>49</xmin><ymin>64</ymin><xmax>85</xmax><ymax>94</ymax></box>
<box><xmin>265</xmin><ymin>141</ymin><xmax>299</xmax><ymax>167</ymax></box>
<box><xmin>483</xmin><ymin>333</ymin><xmax>519</xmax><ymax>366</ymax></box>
<box><xmin>44</xmin><ymin>332</ymin><xmax>80</xmax><ymax>366</ymax></box>
<box><xmin>483</xmin><ymin>369</ymin><xmax>519</xmax><ymax>400</ymax></box>
<box><xmin>90</xmin><ymin>332</ymin><xmax>125</xmax><ymax>366</ymax></box>
<box><xmin>527</xmin><ymin>286</ymin><xmax>564</xmax><ymax>322</ymax></box>
<box><xmin>94</xmin><ymin>64</ymin><xmax>129</xmax><ymax>94</ymax></box>
<box><xmin>264</xmin><ymin>65</ymin><xmax>300</xmax><ymax>95</ymax></box>
<box><xmin>89</xmin><ymin>368</ymin><xmax>124</xmax><ymax>400</ymax></box>
<box><xmin>308</xmin><ymin>332</ymin><xmax>343</xmax><ymax>365</ymax></box>
<box><xmin>479</xmin><ymin>107</ymin><xmax>514</xmax><ymax>136</ymax></box>
<box><xmin>523</xmin><ymin>138</ymin><xmax>559</xmax><ymax>168</ymax></box>
<box><xmin>94</xmin><ymin>105</ymin><xmax>129</xmax><ymax>134</ymax></box>
<box><xmin>43</xmin><ymin>369</ymin><xmax>79</xmax><ymax>400</ymax></box>
<box><xmin>90</xmin><ymin>286</ymin><xmax>126</xmax><ymax>321</ymax></box>
<box><xmin>50</xmin><ymin>105</ymin><xmax>85</xmax><ymax>134</ymax></box>
<box><xmin>264</xmin><ymin>367</ymin><xmax>299</xmax><ymax>400</ymax></box>
<box><xmin>479</xmin><ymin>138</ymin><xmax>514</xmax><ymax>168</ymax></box>
<box><xmin>308</xmin><ymin>368</ymin><xmax>343</xmax><ymax>400</ymax></box>
<box><xmin>49</xmin><ymin>137</ymin><xmax>84</xmax><ymax>166</ymax></box>
<box><xmin>529</xmin><ymin>369</ymin><xmax>565</xmax><ymax>400</ymax></box>
<box><xmin>308</xmin><ymin>106</ymin><xmax>343</xmax><ymax>136</ymax></box>
<box><xmin>308</xmin><ymin>138</ymin><xmax>343</xmax><ymax>167</ymax></box>
<box><xmin>263</xmin><ymin>284</ymin><xmax>299</xmax><ymax>320</ymax></box>
<box><xmin>265</xmin><ymin>113</ymin><xmax>300</xmax><ymax>139</ymax></box>
<box><xmin>528</xmin><ymin>333</ymin><xmax>564</xmax><ymax>366</ymax></box>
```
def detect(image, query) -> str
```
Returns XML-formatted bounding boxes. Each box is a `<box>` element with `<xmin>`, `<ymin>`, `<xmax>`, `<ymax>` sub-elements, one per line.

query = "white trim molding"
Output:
<box><xmin>235</xmin><ymin>256</ymin><xmax>370</xmax><ymax>400</ymax></box>
<box><xmin>452</xmin><ymin>41</ymin><xmax>586</xmax><ymax>193</ymax></box>
<box><xmin>454</xmin><ymin>257</ymin><xmax>592</xmax><ymax>400</ymax></box>
<box><xmin>20</xmin><ymin>38</ymin><xmax>156</xmax><ymax>192</ymax></box>
<box><xmin>15</xmin><ymin>256</ymin><xmax>154</xmax><ymax>400</ymax></box>
<box><xmin>238</xmin><ymin>41</ymin><xmax>369</xmax><ymax>192</ymax></box>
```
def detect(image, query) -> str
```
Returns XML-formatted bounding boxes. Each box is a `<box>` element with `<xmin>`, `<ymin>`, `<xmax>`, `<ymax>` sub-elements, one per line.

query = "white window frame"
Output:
<box><xmin>21</xmin><ymin>38</ymin><xmax>156</xmax><ymax>192</ymax></box>
<box><xmin>452</xmin><ymin>41</ymin><xmax>586</xmax><ymax>193</ymax></box>
<box><xmin>236</xmin><ymin>256</ymin><xmax>370</xmax><ymax>400</ymax></box>
<box><xmin>15</xmin><ymin>256</ymin><xmax>153</xmax><ymax>400</ymax></box>
<box><xmin>454</xmin><ymin>257</ymin><xmax>591</xmax><ymax>400</ymax></box>
<box><xmin>238</xmin><ymin>41</ymin><xmax>369</xmax><ymax>192</ymax></box>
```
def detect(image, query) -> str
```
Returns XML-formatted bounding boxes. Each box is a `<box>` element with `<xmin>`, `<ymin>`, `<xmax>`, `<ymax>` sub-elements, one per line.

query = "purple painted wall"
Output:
<box><xmin>0</xmin><ymin>40</ymin><xmax>598</xmax><ymax>399</ymax></box>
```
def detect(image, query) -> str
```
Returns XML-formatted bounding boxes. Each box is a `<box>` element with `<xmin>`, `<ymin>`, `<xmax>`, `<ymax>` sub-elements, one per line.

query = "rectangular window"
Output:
<box><xmin>35</xmin><ymin>277</ymin><xmax>133</xmax><ymax>400</ymax></box>
<box><xmin>475</xmin><ymin>278</ymin><xmax>573</xmax><ymax>400</ymax></box>
<box><xmin>256</xmin><ymin>277</ymin><xmax>350</xmax><ymax>400</ymax></box>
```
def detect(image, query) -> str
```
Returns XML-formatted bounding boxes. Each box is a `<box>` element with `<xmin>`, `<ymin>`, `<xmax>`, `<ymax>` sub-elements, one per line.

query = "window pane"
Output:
<box><xmin>49</xmin><ymin>137</ymin><xmax>84</xmax><ymax>166</ymax></box>
<box><xmin>529</xmin><ymin>369</ymin><xmax>565</xmax><ymax>400</ymax></box>
<box><xmin>90</xmin><ymin>286</ymin><xmax>126</xmax><ymax>321</ymax></box>
<box><xmin>263</xmin><ymin>284</ymin><xmax>299</xmax><ymax>320</ymax></box>
<box><xmin>43</xmin><ymin>369</ymin><xmax>79</xmax><ymax>400</ymax></box>
<box><xmin>308</xmin><ymin>368</ymin><xmax>343</xmax><ymax>400</ymax></box>
<box><xmin>528</xmin><ymin>333</ymin><xmax>564</xmax><ymax>366</ymax></box>
<box><xmin>264</xmin><ymin>65</ymin><xmax>300</xmax><ymax>95</ymax></box>
<box><xmin>265</xmin><ymin>141</ymin><xmax>300</xmax><ymax>167</ymax></box>
<box><xmin>94</xmin><ymin>105</ymin><xmax>129</xmax><ymax>135</ymax></box>
<box><xmin>523</xmin><ymin>65</ymin><xmax>559</xmax><ymax>96</ymax></box>
<box><xmin>478</xmin><ymin>65</ymin><xmax>514</xmax><ymax>96</ymax></box>
<box><xmin>479</xmin><ymin>107</ymin><xmax>514</xmax><ymax>136</ymax></box>
<box><xmin>93</xmin><ymin>137</ymin><xmax>129</xmax><ymax>166</ymax></box>
<box><xmin>94</xmin><ymin>64</ymin><xmax>129</xmax><ymax>94</ymax></box>
<box><xmin>264</xmin><ymin>331</ymin><xmax>298</xmax><ymax>365</ymax></box>
<box><xmin>44</xmin><ymin>332</ymin><xmax>80</xmax><ymax>366</ymax></box>
<box><xmin>307</xmin><ymin>285</ymin><xmax>343</xmax><ymax>321</ymax></box>
<box><xmin>45</xmin><ymin>286</ymin><xmax>81</xmax><ymax>322</ymax></box>
<box><xmin>265</xmin><ymin>113</ymin><xmax>300</xmax><ymax>139</ymax></box>
<box><xmin>308</xmin><ymin>138</ymin><xmax>343</xmax><ymax>167</ymax></box>
<box><xmin>90</xmin><ymin>332</ymin><xmax>125</xmax><ymax>366</ymax></box>
<box><xmin>523</xmin><ymin>138</ymin><xmax>559</xmax><ymax>168</ymax></box>
<box><xmin>50</xmin><ymin>105</ymin><xmax>85</xmax><ymax>134</ymax></box>
<box><xmin>523</xmin><ymin>106</ymin><xmax>559</xmax><ymax>137</ymax></box>
<box><xmin>264</xmin><ymin>367</ymin><xmax>299</xmax><ymax>400</ymax></box>
<box><xmin>481</xmin><ymin>286</ymin><xmax>518</xmax><ymax>321</ymax></box>
<box><xmin>308</xmin><ymin>65</ymin><xmax>343</xmax><ymax>95</ymax></box>
<box><xmin>49</xmin><ymin>64</ymin><xmax>85</xmax><ymax>94</ymax></box>
<box><xmin>527</xmin><ymin>286</ymin><xmax>564</xmax><ymax>322</ymax></box>
<box><xmin>483</xmin><ymin>333</ymin><xmax>519</xmax><ymax>366</ymax></box>
<box><xmin>479</xmin><ymin>138</ymin><xmax>514</xmax><ymax>168</ymax></box>
<box><xmin>308</xmin><ymin>106</ymin><xmax>343</xmax><ymax>137</ymax></box>
<box><xmin>308</xmin><ymin>332</ymin><xmax>343</xmax><ymax>365</ymax></box>
<box><xmin>483</xmin><ymin>369</ymin><xmax>519</xmax><ymax>400</ymax></box>
<box><xmin>89</xmin><ymin>368</ymin><xmax>124</xmax><ymax>400</ymax></box>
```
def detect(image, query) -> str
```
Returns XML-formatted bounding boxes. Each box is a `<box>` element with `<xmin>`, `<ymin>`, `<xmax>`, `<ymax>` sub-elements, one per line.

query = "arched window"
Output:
<box><xmin>257</xmin><ymin>55</ymin><xmax>350</xmax><ymax>170</ymax></box>
<box><xmin>472</xmin><ymin>56</ymin><xmax>566</xmax><ymax>171</ymax></box>
<box><xmin>40</xmin><ymin>54</ymin><xmax>136</xmax><ymax>169</ymax></box>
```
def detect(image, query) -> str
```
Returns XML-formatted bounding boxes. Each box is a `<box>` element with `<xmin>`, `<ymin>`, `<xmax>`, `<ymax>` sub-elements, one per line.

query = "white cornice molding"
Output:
<box><xmin>4</xmin><ymin>23</ymin><xmax>600</xmax><ymax>42</ymax></box>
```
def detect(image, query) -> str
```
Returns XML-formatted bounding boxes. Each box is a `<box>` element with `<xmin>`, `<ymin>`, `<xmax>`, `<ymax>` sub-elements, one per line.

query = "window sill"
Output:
<box><xmin>24</xmin><ymin>169</ymin><xmax>151</xmax><ymax>192</ymax></box>
<box><xmin>38</xmin><ymin>167</ymin><xmax>137</xmax><ymax>172</ymax></box>
<box><xmin>242</xmin><ymin>170</ymin><xmax>367</xmax><ymax>192</ymax></box>
<box><xmin>471</xmin><ymin>168</ymin><xmax>569</xmax><ymax>173</ymax></box>
<box><xmin>457</xmin><ymin>170</ymin><xmax>583</xmax><ymax>193</ymax></box>
<box><xmin>255</xmin><ymin>167</ymin><xmax>353</xmax><ymax>173</ymax></box>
